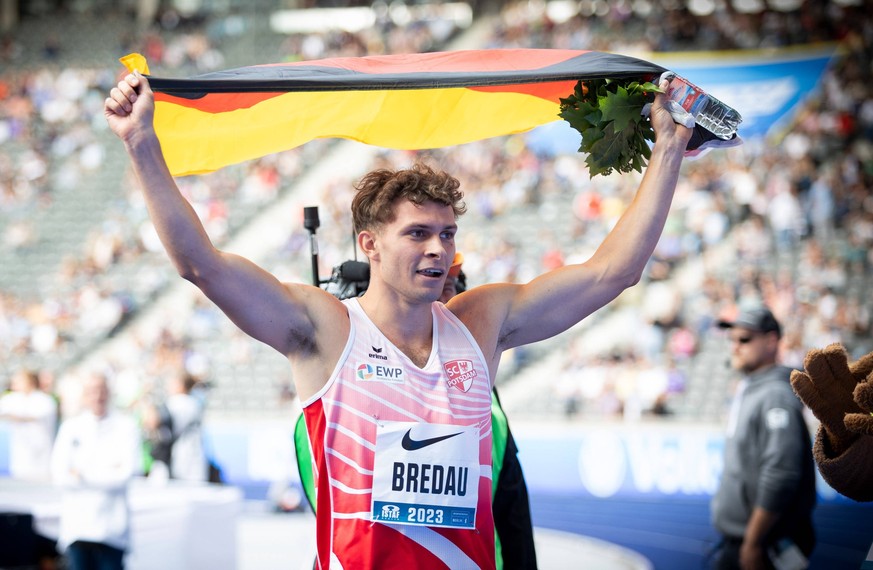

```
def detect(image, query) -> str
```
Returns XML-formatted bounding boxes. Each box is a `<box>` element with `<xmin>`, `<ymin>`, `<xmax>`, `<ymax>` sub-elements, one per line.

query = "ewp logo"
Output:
<box><xmin>357</xmin><ymin>364</ymin><xmax>374</xmax><ymax>380</ymax></box>
<box><xmin>356</xmin><ymin>363</ymin><xmax>404</xmax><ymax>383</ymax></box>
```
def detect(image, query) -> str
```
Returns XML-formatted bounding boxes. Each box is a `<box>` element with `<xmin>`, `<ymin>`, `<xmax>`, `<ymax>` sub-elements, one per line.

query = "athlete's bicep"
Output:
<box><xmin>495</xmin><ymin>262</ymin><xmax>624</xmax><ymax>349</ymax></box>
<box><xmin>449</xmin><ymin>285</ymin><xmax>517</xmax><ymax>367</ymax></box>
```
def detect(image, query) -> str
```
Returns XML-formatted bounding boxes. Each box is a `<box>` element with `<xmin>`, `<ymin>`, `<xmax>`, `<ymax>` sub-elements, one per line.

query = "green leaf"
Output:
<box><xmin>558</xmin><ymin>78</ymin><xmax>664</xmax><ymax>179</ymax></box>
<box><xmin>579</xmin><ymin>126</ymin><xmax>604</xmax><ymax>152</ymax></box>
<box><xmin>600</xmin><ymin>86</ymin><xmax>644</xmax><ymax>132</ymax></box>
<box><xmin>586</xmin><ymin>122</ymin><xmax>626</xmax><ymax>177</ymax></box>
<box><xmin>638</xmin><ymin>81</ymin><xmax>662</xmax><ymax>93</ymax></box>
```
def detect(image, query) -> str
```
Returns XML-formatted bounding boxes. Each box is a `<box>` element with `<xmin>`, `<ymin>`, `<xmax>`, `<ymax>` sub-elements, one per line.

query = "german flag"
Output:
<box><xmin>124</xmin><ymin>50</ymin><xmax>668</xmax><ymax>177</ymax></box>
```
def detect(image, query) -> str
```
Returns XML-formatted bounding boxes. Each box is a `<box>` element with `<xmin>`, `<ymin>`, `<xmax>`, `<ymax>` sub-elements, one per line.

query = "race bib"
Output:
<box><xmin>371</xmin><ymin>421</ymin><xmax>479</xmax><ymax>529</ymax></box>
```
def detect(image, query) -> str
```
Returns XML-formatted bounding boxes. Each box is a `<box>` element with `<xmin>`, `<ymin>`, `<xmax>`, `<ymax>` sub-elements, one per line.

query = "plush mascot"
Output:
<box><xmin>790</xmin><ymin>343</ymin><xmax>873</xmax><ymax>502</ymax></box>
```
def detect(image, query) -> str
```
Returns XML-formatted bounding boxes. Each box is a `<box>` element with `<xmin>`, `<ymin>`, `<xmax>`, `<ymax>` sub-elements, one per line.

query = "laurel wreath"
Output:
<box><xmin>559</xmin><ymin>78</ymin><xmax>663</xmax><ymax>178</ymax></box>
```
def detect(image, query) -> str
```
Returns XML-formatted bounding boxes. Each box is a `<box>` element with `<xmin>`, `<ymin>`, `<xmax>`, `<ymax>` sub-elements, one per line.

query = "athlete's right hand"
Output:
<box><xmin>104</xmin><ymin>71</ymin><xmax>155</xmax><ymax>145</ymax></box>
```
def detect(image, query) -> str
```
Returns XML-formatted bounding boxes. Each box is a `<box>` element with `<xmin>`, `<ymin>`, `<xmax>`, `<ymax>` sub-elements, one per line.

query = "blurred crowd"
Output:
<box><xmin>472</xmin><ymin>0</ymin><xmax>873</xmax><ymax>418</ymax></box>
<box><xmin>0</xmin><ymin>3</ymin><xmax>465</xmax><ymax>416</ymax></box>
<box><xmin>1</xmin><ymin>0</ymin><xmax>872</xmax><ymax>427</ymax></box>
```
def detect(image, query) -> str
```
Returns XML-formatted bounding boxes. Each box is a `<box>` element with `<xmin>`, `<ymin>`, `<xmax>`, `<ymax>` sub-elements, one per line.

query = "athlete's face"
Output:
<box><xmin>367</xmin><ymin>199</ymin><xmax>457</xmax><ymax>303</ymax></box>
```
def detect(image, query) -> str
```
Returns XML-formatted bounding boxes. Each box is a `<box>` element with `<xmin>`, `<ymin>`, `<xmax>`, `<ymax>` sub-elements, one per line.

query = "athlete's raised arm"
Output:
<box><xmin>104</xmin><ymin>73</ymin><xmax>347</xmax><ymax>396</ymax></box>
<box><xmin>451</xmin><ymin>80</ymin><xmax>693</xmax><ymax>367</ymax></box>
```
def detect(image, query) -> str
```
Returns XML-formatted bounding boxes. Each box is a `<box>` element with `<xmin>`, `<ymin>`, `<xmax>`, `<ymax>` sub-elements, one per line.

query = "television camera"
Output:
<box><xmin>304</xmin><ymin>205</ymin><xmax>370</xmax><ymax>300</ymax></box>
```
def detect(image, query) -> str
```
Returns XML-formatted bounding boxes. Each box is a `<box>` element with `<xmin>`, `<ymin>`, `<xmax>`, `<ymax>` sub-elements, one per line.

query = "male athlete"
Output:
<box><xmin>105</xmin><ymin>70</ymin><xmax>691</xmax><ymax>569</ymax></box>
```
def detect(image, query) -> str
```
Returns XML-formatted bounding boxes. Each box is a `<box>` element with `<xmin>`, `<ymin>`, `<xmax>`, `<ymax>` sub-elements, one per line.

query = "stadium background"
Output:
<box><xmin>1</xmin><ymin>0</ymin><xmax>873</xmax><ymax>568</ymax></box>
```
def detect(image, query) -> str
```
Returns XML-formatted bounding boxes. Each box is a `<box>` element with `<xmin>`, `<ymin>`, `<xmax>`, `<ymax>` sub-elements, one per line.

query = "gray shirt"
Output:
<box><xmin>711</xmin><ymin>364</ymin><xmax>816</xmax><ymax>541</ymax></box>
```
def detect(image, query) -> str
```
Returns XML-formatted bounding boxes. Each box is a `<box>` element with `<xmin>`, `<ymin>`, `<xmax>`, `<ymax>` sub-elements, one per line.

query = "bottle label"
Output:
<box><xmin>667</xmin><ymin>76</ymin><xmax>707</xmax><ymax>116</ymax></box>
<box><xmin>663</xmin><ymin>72</ymin><xmax>742</xmax><ymax>139</ymax></box>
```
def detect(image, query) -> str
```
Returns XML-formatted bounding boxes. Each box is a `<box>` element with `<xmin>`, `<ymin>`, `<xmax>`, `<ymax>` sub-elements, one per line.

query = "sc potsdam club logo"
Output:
<box><xmin>444</xmin><ymin>359</ymin><xmax>478</xmax><ymax>392</ymax></box>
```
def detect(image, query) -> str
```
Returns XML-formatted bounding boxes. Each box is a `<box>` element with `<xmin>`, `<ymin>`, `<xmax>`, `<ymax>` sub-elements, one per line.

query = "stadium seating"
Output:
<box><xmin>1</xmin><ymin>1</ymin><xmax>871</xmax><ymax>427</ymax></box>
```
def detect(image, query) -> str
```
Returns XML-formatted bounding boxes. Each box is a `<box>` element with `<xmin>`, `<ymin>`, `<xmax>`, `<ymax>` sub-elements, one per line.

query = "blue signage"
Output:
<box><xmin>526</xmin><ymin>43</ymin><xmax>837</xmax><ymax>155</ymax></box>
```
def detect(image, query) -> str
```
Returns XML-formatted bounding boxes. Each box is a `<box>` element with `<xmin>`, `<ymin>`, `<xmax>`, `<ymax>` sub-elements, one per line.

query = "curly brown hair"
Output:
<box><xmin>351</xmin><ymin>163</ymin><xmax>466</xmax><ymax>234</ymax></box>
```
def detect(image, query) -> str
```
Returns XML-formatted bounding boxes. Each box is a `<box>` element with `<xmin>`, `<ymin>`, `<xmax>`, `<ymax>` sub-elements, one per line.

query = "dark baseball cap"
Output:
<box><xmin>717</xmin><ymin>307</ymin><xmax>781</xmax><ymax>337</ymax></box>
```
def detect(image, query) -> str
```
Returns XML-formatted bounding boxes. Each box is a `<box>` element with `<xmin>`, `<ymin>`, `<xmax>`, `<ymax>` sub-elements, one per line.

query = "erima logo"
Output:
<box><xmin>401</xmin><ymin>428</ymin><xmax>463</xmax><ymax>451</ymax></box>
<box><xmin>356</xmin><ymin>363</ymin><xmax>404</xmax><ymax>383</ymax></box>
<box><xmin>368</xmin><ymin>346</ymin><xmax>388</xmax><ymax>360</ymax></box>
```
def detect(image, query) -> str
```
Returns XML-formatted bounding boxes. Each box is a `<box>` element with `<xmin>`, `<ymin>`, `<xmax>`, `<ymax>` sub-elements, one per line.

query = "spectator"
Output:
<box><xmin>165</xmin><ymin>373</ymin><xmax>208</xmax><ymax>482</ymax></box>
<box><xmin>0</xmin><ymin>368</ymin><xmax>57</xmax><ymax>481</ymax></box>
<box><xmin>139</xmin><ymin>397</ymin><xmax>174</xmax><ymax>480</ymax></box>
<box><xmin>710</xmin><ymin>307</ymin><xmax>816</xmax><ymax>569</ymax></box>
<box><xmin>50</xmin><ymin>372</ymin><xmax>142</xmax><ymax>570</ymax></box>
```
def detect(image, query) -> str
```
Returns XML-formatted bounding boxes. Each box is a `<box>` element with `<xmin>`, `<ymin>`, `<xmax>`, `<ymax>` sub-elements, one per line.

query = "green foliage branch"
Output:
<box><xmin>559</xmin><ymin>78</ymin><xmax>663</xmax><ymax>178</ymax></box>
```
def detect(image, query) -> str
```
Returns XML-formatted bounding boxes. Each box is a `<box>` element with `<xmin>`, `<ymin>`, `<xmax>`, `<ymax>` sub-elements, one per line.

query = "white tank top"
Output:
<box><xmin>302</xmin><ymin>298</ymin><xmax>495</xmax><ymax>569</ymax></box>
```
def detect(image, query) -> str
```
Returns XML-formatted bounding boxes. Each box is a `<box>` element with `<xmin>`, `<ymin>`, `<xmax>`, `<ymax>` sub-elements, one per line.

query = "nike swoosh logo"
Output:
<box><xmin>401</xmin><ymin>429</ymin><xmax>463</xmax><ymax>451</ymax></box>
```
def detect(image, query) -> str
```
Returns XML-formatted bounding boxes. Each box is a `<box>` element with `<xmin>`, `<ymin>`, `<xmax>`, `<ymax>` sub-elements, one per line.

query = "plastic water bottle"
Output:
<box><xmin>664</xmin><ymin>73</ymin><xmax>742</xmax><ymax>140</ymax></box>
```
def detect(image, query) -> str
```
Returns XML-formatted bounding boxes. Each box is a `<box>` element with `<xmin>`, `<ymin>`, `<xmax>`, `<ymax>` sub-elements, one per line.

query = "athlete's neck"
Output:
<box><xmin>357</xmin><ymin>295</ymin><xmax>434</xmax><ymax>368</ymax></box>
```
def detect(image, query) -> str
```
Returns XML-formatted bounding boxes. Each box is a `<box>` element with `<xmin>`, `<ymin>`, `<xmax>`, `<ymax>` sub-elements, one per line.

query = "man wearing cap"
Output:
<box><xmin>711</xmin><ymin>306</ymin><xmax>816</xmax><ymax>569</ymax></box>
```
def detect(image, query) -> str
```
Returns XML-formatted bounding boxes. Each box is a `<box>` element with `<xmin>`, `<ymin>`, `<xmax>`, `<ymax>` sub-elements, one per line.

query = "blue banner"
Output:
<box><xmin>526</xmin><ymin>43</ymin><xmax>837</xmax><ymax>155</ymax></box>
<box><xmin>512</xmin><ymin>423</ymin><xmax>855</xmax><ymax>503</ymax></box>
<box><xmin>652</xmin><ymin>43</ymin><xmax>837</xmax><ymax>139</ymax></box>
